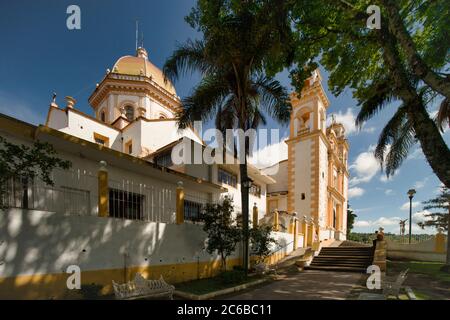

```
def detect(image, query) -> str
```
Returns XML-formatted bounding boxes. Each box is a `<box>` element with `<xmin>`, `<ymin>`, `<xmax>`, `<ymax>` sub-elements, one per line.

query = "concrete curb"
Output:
<box><xmin>174</xmin><ymin>278</ymin><xmax>269</xmax><ymax>300</ymax></box>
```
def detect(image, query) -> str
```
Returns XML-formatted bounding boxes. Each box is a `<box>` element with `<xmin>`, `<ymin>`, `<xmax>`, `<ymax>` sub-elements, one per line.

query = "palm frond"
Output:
<box><xmin>252</xmin><ymin>74</ymin><xmax>291</xmax><ymax>124</ymax></box>
<box><xmin>436</xmin><ymin>97</ymin><xmax>450</xmax><ymax>132</ymax></box>
<box><xmin>374</xmin><ymin>103</ymin><xmax>417</xmax><ymax>177</ymax></box>
<box><xmin>355</xmin><ymin>78</ymin><xmax>395</xmax><ymax>127</ymax></box>
<box><xmin>177</xmin><ymin>73</ymin><xmax>230</xmax><ymax>129</ymax></box>
<box><xmin>163</xmin><ymin>39</ymin><xmax>214</xmax><ymax>83</ymax></box>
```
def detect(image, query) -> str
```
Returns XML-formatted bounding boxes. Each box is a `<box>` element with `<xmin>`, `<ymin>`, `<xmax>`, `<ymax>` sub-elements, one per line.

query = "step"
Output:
<box><xmin>323</xmin><ymin>248</ymin><xmax>370</xmax><ymax>250</ymax></box>
<box><xmin>306</xmin><ymin>265</ymin><xmax>367</xmax><ymax>272</ymax></box>
<box><xmin>312</xmin><ymin>262</ymin><xmax>372</xmax><ymax>266</ymax></box>
<box><xmin>321</xmin><ymin>248</ymin><xmax>372</xmax><ymax>252</ymax></box>
<box><xmin>310</xmin><ymin>262</ymin><xmax>371</xmax><ymax>268</ymax></box>
<box><xmin>313</xmin><ymin>257</ymin><xmax>372</xmax><ymax>263</ymax></box>
<box><xmin>320</xmin><ymin>251</ymin><xmax>372</xmax><ymax>254</ymax></box>
<box><xmin>315</xmin><ymin>254</ymin><xmax>372</xmax><ymax>258</ymax></box>
<box><xmin>317</xmin><ymin>256</ymin><xmax>371</xmax><ymax>259</ymax></box>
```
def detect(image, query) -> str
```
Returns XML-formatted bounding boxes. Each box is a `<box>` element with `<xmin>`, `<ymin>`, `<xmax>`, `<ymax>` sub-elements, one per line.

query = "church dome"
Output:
<box><xmin>111</xmin><ymin>47</ymin><xmax>177</xmax><ymax>96</ymax></box>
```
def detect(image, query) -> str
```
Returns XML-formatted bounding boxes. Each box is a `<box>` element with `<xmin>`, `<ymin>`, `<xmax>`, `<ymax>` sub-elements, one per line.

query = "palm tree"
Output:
<box><xmin>163</xmin><ymin>2</ymin><xmax>291</xmax><ymax>273</ymax></box>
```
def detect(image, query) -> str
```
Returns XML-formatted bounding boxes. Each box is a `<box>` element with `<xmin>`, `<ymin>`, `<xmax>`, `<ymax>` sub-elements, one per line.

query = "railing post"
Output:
<box><xmin>435</xmin><ymin>229</ymin><xmax>446</xmax><ymax>253</ymax></box>
<box><xmin>293</xmin><ymin>218</ymin><xmax>298</xmax><ymax>249</ymax></box>
<box><xmin>98</xmin><ymin>160</ymin><xmax>108</xmax><ymax>217</ymax></box>
<box><xmin>273</xmin><ymin>209</ymin><xmax>279</xmax><ymax>232</ymax></box>
<box><xmin>252</xmin><ymin>203</ymin><xmax>258</xmax><ymax>228</ymax></box>
<box><xmin>302</xmin><ymin>216</ymin><xmax>308</xmax><ymax>248</ymax></box>
<box><xmin>176</xmin><ymin>181</ymin><xmax>184</xmax><ymax>224</ymax></box>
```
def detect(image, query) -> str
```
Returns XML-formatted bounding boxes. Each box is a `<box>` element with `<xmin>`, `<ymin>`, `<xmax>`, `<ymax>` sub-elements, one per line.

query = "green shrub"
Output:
<box><xmin>218</xmin><ymin>270</ymin><xmax>246</xmax><ymax>285</ymax></box>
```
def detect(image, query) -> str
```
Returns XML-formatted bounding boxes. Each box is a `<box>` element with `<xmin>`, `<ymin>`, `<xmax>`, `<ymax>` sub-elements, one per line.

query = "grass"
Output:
<box><xmin>388</xmin><ymin>260</ymin><xmax>450</xmax><ymax>283</ymax></box>
<box><xmin>175</xmin><ymin>273</ymin><xmax>265</xmax><ymax>296</ymax></box>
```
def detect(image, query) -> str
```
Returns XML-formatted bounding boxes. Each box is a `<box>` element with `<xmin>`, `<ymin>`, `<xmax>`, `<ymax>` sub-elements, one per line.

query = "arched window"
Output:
<box><xmin>124</xmin><ymin>105</ymin><xmax>134</xmax><ymax>121</ymax></box>
<box><xmin>159</xmin><ymin>113</ymin><xmax>167</xmax><ymax>119</ymax></box>
<box><xmin>100</xmin><ymin>110</ymin><xmax>106</xmax><ymax>123</ymax></box>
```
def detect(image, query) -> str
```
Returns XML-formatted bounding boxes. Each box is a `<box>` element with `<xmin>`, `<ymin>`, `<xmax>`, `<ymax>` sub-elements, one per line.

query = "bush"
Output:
<box><xmin>218</xmin><ymin>270</ymin><xmax>246</xmax><ymax>285</ymax></box>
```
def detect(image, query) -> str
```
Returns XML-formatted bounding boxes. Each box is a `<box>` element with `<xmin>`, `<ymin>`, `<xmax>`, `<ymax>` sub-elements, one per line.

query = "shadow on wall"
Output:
<box><xmin>0</xmin><ymin>209</ymin><xmax>241</xmax><ymax>299</ymax></box>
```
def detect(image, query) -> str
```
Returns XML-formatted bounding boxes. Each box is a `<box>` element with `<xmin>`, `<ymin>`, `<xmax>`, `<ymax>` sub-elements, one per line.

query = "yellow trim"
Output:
<box><xmin>124</xmin><ymin>139</ymin><xmax>133</xmax><ymax>155</ymax></box>
<box><xmin>0</xmin><ymin>259</ymin><xmax>241</xmax><ymax>300</ymax></box>
<box><xmin>435</xmin><ymin>233</ymin><xmax>446</xmax><ymax>253</ymax></box>
<box><xmin>0</xmin><ymin>113</ymin><xmax>36</xmax><ymax>140</ymax></box>
<box><xmin>93</xmin><ymin>132</ymin><xmax>110</xmax><ymax>148</ymax></box>
<box><xmin>273</xmin><ymin>210</ymin><xmax>279</xmax><ymax>232</ymax></box>
<box><xmin>98</xmin><ymin>170</ymin><xmax>108</xmax><ymax>217</ymax></box>
<box><xmin>0</xmin><ymin>247</ymin><xmax>293</xmax><ymax>299</ymax></box>
<box><xmin>252</xmin><ymin>205</ymin><xmax>259</xmax><ymax>227</ymax></box>
<box><xmin>176</xmin><ymin>185</ymin><xmax>185</xmax><ymax>224</ymax></box>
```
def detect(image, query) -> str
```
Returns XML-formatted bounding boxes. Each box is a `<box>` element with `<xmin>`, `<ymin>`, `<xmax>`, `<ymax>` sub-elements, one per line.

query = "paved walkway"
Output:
<box><xmin>221</xmin><ymin>269</ymin><xmax>365</xmax><ymax>300</ymax></box>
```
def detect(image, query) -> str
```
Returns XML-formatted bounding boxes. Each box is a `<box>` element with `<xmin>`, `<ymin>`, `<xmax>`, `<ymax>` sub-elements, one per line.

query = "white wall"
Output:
<box><xmin>264</xmin><ymin>161</ymin><xmax>288</xmax><ymax>193</ymax></box>
<box><xmin>294</xmin><ymin>139</ymin><xmax>312</xmax><ymax>218</ymax></box>
<box><xmin>386</xmin><ymin>238</ymin><xmax>446</xmax><ymax>262</ymax></box>
<box><xmin>318</xmin><ymin>138</ymin><xmax>328</xmax><ymax>229</ymax></box>
<box><xmin>0</xmin><ymin>209</ymin><xmax>239</xmax><ymax>279</ymax></box>
<box><xmin>56</xmin><ymin>109</ymin><xmax>122</xmax><ymax>150</ymax></box>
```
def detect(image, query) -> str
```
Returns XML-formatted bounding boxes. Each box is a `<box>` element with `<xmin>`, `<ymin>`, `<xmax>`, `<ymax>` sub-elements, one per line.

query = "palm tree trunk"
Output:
<box><xmin>379</xmin><ymin>25</ymin><xmax>450</xmax><ymax>188</ymax></box>
<box><xmin>240</xmin><ymin>160</ymin><xmax>250</xmax><ymax>274</ymax></box>
<box><xmin>443</xmin><ymin>201</ymin><xmax>450</xmax><ymax>273</ymax></box>
<box><xmin>381</xmin><ymin>0</ymin><xmax>450</xmax><ymax>100</ymax></box>
<box><xmin>406</xmin><ymin>102</ymin><xmax>450</xmax><ymax>188</ymax></box>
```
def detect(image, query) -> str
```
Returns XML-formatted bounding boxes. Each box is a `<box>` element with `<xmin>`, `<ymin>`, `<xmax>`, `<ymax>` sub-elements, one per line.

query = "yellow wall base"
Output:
<box><xmin>0</xmin><ymin>246</ymin><xmax>293</xmax><ymax>299</ymax></box>
<box><xmin>0</xmin><ymin>258</ymin><xmax>241</xmax><ymax>300</ymax></box>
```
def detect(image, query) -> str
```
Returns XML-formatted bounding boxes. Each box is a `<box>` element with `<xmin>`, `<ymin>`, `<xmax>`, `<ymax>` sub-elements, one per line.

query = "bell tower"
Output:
<box><xmin>286</xmin><ymin>69</ymin><xmax>330</xmax><ymax>234</ymax></box>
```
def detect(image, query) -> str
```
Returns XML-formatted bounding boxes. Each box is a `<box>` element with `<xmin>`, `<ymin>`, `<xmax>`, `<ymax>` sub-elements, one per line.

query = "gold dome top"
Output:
<box><xmin>111</xmin><ymin>47</ymin><xmax>177</xmax><ymax>96</ymax></box>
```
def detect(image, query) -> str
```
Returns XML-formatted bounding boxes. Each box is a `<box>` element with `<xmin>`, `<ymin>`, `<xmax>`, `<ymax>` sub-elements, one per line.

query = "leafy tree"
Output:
<box><xmin>419</xmin><ymin>187</ymin><xmax>449</xmax><ymax>231</ymax></box>
<box><xmin>347</xmin><ymin>203</ymin><xmax>357</xmax><ymax>236</ymax></box>
<box><xmin>163</xmin><ymin>0</ymin><xmax>292</xmax><ymax>273</ymax></box>
<box><xmin>249</xmin><ymin>224</ymin><xmax>278</xmax><ymax>265</ymax></box>
<box><xmin>287</xmin><ymin>0</ymin><xmax>450</xmax><ymax>188</ymax></box>
<box><xmin>0</xmin><ymin>136</ymin><xmax>71</xmax><ymax>209</ymax></box>
<box><xmin>419</xmin><ymin>186</ymin><xmax>450</xmax><ymax>272</ymax></box>
<box><xmin>201</xmin><ymin>196</ymin><xmax>242</xmax><ymax>271</ymax></box>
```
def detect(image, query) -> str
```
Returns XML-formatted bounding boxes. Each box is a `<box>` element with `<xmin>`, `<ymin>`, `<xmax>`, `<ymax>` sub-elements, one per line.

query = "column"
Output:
<box><xmin>252</xmin><ymin>203</ymin><xmax>258</xmax><ymax>228</ymax></box>
<box><xmin>302</xmin><ymin>217</ymin><xmax>308</xmax><ymax>248</ymax></box>
<box><xmin>293</xmin><ymin>219</ymin><xmax>298</xmax><ymax>249</ymax></box>
<box><xmin>273</xmin><ymin>209</ymin><xmax>279</xmax><ymax>232</ymax></box>
<box><xmin>98</xmin><ymin>160</ymin><xmax>108</xmax><ymax>217</ymax></box>
<box><xmin>176</xmin><ymin>181</ymin><xmax>184</xmax><ymax>224</ymax></box>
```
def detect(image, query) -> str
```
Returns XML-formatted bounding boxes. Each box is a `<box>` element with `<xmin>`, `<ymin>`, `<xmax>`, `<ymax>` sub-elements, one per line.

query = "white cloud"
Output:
<box><xmin>353</xmin><ymin>214</ymin><xmax>439</xmax><ymax>234</ymax></box>
<box><xmin>354</xmin><ymin>220</ymin><xmax>371</xmax><ymax>227</ymax></box>
<box><xmin>373</xmin><ymin>216</ymin><xmax>402</xmax><ymax>227</ymax></box>
<box><xmin>327</xmin><ymin>108</ymin><xmax>376</xmax><ymax>135</ymax></box>
<box><xmin>414</xmin><ymin>177</ymin><xmax>429</xmax><ymax>190</ymax></box>
<box><xmin>407</xmin><ymin>147</ymin><xmax>425</xmax><ymax>161</ymax></box>
<box><xmin>348</xmin><ymin>187</ymin><xmax>365</xmax><ymax>198</ymax></box>
<box><xmin>249</xmin><ymin>135</ymin><xmax>288</xmax><ymax>169</ymax></box>
<box><xmin>354</xmin><ymin>216</ymin><xmax>402</xmax><ymax>229</ymax></box>
<box><xmin>349</xmin><ymin>145</ymin><xmax>380</xmax><ymax>185</ymax></box>
<box><xmin>400</xmin><ymin>201</ymin><xmax>421</xmax><ymax>211</ymax></box>
<box><xmin>379</xmin><ymin>169</ymin><xmax>400</xmax><ymax>183</ymax></box>
<box><xmin>384</xmin><ymin>189</ymin><xmax>394</xmax><ymax>196</ymax></box>
<box><xmin>412</xmin><ymin>210</ymin><xmax>432</xmax><ymax>224</ymax></box>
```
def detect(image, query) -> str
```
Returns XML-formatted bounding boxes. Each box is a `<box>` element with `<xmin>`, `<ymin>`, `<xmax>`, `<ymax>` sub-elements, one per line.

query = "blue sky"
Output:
<box><xmin>0</xmin><ymin>0</ymin><xmax>448</xmax><ymax>234</ymax></box>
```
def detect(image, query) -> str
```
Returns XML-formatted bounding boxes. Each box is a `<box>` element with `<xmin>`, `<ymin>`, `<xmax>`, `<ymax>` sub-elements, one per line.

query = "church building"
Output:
<box><xmin>45</xmin><ymin>47</ymin><xmax>349</xmax><ymax>242</ymax></box>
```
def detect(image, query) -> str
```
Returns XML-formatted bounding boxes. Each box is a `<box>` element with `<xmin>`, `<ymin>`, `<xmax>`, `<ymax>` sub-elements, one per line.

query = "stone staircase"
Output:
<box><xmin>307</xmin><ymin>241</ymin><xmax>374</xmax><ymax>272</ymax></box>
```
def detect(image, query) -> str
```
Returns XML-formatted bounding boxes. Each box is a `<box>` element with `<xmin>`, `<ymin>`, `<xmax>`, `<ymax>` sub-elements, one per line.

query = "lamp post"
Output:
<box><xmin>407</xmin><ymin>189</ymin><xmax>416</xmax><ymax>244</ymax></box>
<box><xmin>241</xmin><ymin>177</ymin><xmax>253</xmax><ymax>275</ymax></box>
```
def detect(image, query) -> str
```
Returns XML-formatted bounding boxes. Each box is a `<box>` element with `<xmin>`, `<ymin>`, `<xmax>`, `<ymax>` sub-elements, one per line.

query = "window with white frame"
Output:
<box><xmin>218</xmin><ymin>168</ymin><xmax>237</xmax><ymax>188</ymax></box>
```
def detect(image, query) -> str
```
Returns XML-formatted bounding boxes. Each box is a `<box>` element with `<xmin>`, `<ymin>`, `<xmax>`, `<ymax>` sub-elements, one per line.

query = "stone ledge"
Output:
<box><xmin>173</xmin><ymin>278</ymin><xmax>268</xmax><ymax>300</ymax></box>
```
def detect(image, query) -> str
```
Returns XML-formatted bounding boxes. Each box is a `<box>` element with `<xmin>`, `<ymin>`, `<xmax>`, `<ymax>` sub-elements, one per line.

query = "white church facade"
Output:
<box><xmin>45</xmin><ymin>47</ymin><xmax>349</xmax><ymax>241</ymax></box>
<box><xmin>0</xmin><ymin>47</ymin><xmax>348</xmax><ymax>298</ymax></box>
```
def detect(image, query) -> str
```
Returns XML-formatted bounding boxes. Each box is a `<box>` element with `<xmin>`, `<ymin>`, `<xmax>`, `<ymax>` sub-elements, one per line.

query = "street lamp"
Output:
<box><xmin>407</xmin><ymin>189</ymin><xmax>416</xmax><ymax>244</ymax></box>
<box><xmin>241</xmin><ymin>177</ymin><xmax>253</xmax><ymax>275</ymax></box>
